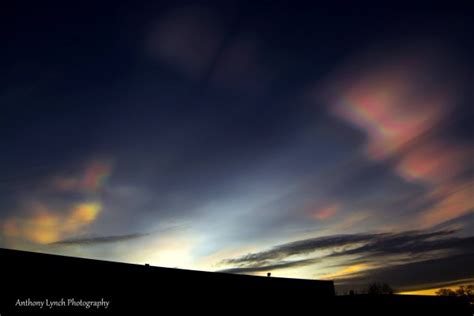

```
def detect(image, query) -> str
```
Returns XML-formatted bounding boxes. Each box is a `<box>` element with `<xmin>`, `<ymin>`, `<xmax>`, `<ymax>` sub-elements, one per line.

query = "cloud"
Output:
<box><xmin>325</xmin><ymin>52</ymin><xmax>469</xmax><ymax>186</ymax></box>
<box><xmin>1</xmin><ymin>159</ymin><xmax>112</xmax><ymax>246</ymax></box>
<box><xmin>147</xmin><ymin>6</ymin><xmax>226</xmax><ymax>80</ymax></box>
<box><xmin>220</xmin><ymin>233</ymin><xmax>383</xmax><ymax>266</ymax></box>
<box><xmin>310</xmin><ymin>203</ymin><xmax>339</xmax><ymax>220</ymax></box>
<box><xmin>319</xmin><ymin>48</ymin><xmax>472</xmax><ymax>230</ymax></box>
<box><xmin>210</xmin><ymin>33</ymin><xmax>272</xmax><ymax>94</ymax></box>
<box><xmin>218</xmin><ymin>229</ymin><xmax>473</xmax><ymax>281</ymax></box>
<box><xmin>328</xmin><ymin>55</ymin><xmax>450</xmax><ymax>161</ymax></box>
<box><xmin>52</xmin><ymin>159</ymin><xmax>113</xmax><ymax>193</ymax></box>
<box><xmin>334</xmin><ymin>253</ymin><xmax>474</xmax><ymax>293</ymax></box>
<box><xmin>419</xmin><ymin>181</ymin><xmax>474</xmax><ymax>228</ymax></box>
<box><xmin>49</xmin><ymin>232</ymin><xmax>149</xmax><ymax>245</ymax></box>
<box><xmin>321</xmin><ymin>263</ymin><xmax>371</xmax><ymax>280</ymax></box>
<box><xmin>395</xmin><ymin>140</ymin><xmax>471</xmax><ymax>185</ymax></box>
<box><xmin>2</xmin><ymin>201</ymin><xmax>102</xmax><ymax>244</ymax></box>
<box><xmin>219</xmin><ymin>258</ymin><xmax>320</xmax><ymax>274</ymax></box>
<box><xmin>327</xmin><ymin>230</ymin><xmax>472</xmax><ymax>259</ymax></box>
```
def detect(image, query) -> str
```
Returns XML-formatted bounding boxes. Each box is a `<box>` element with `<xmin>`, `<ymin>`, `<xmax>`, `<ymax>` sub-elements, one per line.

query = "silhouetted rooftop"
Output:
<box><xmin>1</xmin><ymin>248</ymin><xmax>471</xmax><ymax>315</ymax></box>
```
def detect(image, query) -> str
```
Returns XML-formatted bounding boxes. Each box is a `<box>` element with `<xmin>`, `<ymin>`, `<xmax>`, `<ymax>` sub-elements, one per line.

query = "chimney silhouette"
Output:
<box><xmin>267</xmin><ymin>273</ymin><xmax>271</xmax><ymax>277</ymax></box>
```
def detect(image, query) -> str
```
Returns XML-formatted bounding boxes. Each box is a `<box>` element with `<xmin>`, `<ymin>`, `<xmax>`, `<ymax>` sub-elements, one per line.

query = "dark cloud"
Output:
<box><xmin>49</xmin><ymin>232</ymin><xmax>150</xmax><ymax>246</ymax></box>
<box><xmin>221</xmin><ymin>233</ymin><xmax>383</xmax><ymax>266</ymax></box>
<box><xmin>431</xmin><ymin>211</ymin><xmax>474</xmax><ymax>233</ymax></box>
<box><xmin>220</xmin><ymin>230</ymin><xmax>473</xmax><ymax>280</ymax></box>
<box><xmin>327</xmin><ymin>230</ymin><xmax>469</xmax><ymax>258</ymax></box>
<box><xmin>219</xmin><ymin>258</ymin><xmax>320</xmax><ymax>274</ymax></box>
<box><xmin>335</xmin><ymin>253</ymin><xmax>474</xmax><ymax>292</ymax></box>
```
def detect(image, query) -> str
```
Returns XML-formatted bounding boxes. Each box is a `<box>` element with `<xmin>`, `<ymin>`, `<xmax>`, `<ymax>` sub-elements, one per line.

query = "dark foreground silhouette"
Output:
<box><xmin>1</xmin><ymin>248</ymin><xmax>470</xmax><ymax>315</ymax></box>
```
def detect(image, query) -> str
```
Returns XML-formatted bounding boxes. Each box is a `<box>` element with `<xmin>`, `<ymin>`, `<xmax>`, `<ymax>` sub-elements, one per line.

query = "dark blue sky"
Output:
<box><xmin>1</xmin><ymin>1</ymin><xmax>473</xmax><ymax>293</ymax></box>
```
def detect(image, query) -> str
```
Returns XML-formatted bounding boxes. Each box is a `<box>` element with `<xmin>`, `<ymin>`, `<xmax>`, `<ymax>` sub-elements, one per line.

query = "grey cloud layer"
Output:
<box><xmin>219</xmin><ymin>258</ymin><xmax>320</xmax><ymax>274</ymax></box>
<box><xmin>49</xmin><ymin>232</ymin><xmax>150</xmax><ymax>245</ymax></box>
<box><xmin>219</xmin><ymin>229</ymin><xmax>473</xmax><ymax>276</ymax></box>
<box><xmin>221</xmin><ymin>233</ymin><xmax>383</xmax><ymax>266</ymax></box>
<box><xmin>335</xmin><ymin>253</ymin><xmax>474</xmax><ymax>292</ymax></box>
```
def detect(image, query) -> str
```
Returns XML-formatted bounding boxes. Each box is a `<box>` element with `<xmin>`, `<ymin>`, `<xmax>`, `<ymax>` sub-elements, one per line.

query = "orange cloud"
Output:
<box><xmin>2</xmin><ymin>202</ymin><xmax>102</xmax><ymax>244</ymax></box>
<box><xmin>70</xmin><ymin>203</ymin><xmax>101</xmax><ymax>223</ymax></box>
<box><xmin>2</xmin><ymin>159</ymin><xmax>111</xmax><ymax>245</ymax></box>
<box><xmin>320</xmin><ymin>263</ymin><xmax>370</xmax><ymax>280</ymax></box>
<box><xmin>25</xmin><ymin>210</ymin><xmax>61</xmax><ymax>244</ymax></box>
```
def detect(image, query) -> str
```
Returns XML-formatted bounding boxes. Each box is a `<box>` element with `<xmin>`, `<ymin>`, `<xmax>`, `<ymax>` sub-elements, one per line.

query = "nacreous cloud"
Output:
<box><xmin>0</xmin><ymin>159</ymin><xmax>112</xmax><ymax>247</ymax></box>
<box><xmin>319</xmin><ymin>48</ymin><xmax>473</xmax><ymax>229</ymax></box>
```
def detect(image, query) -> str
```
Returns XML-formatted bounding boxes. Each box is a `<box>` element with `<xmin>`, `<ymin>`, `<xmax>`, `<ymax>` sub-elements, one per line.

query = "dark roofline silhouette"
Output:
<box><xmin>1</xmin><ymin>247</ymin><xmax>471</xmax><ymax>315</ymax></box>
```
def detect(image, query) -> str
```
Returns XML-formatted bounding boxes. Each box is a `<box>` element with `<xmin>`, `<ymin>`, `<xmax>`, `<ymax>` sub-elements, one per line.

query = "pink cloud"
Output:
<box><xmin>331</xmin><ymin>59</ymin><xmax>448</xmax><ymax>161</ymax></box>
<box><xmin>321</xmin><ymin>48</ymin><xmax>472</xmax><ymax>228</ymax></box>
<box><xmin>308</xmin><ymin>203</ymin><xmax>339</xmax><ymax>221</ymax></box>
<box><xmin>419</xmin><ymin>181</ymin><xmax>474</xmax><ymax>228</ymax></box>
<box><xmin>395</xmin><ymin>140</ymin><xmax>472</xmax><ymax>185</ymax></box>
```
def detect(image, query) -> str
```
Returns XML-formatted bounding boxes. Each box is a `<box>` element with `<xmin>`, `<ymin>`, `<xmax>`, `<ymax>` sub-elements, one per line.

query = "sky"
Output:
<box><xmin>1</xmin><ymin>1</ymin><xmax>473</xmax><ymax>294</ymax></box>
